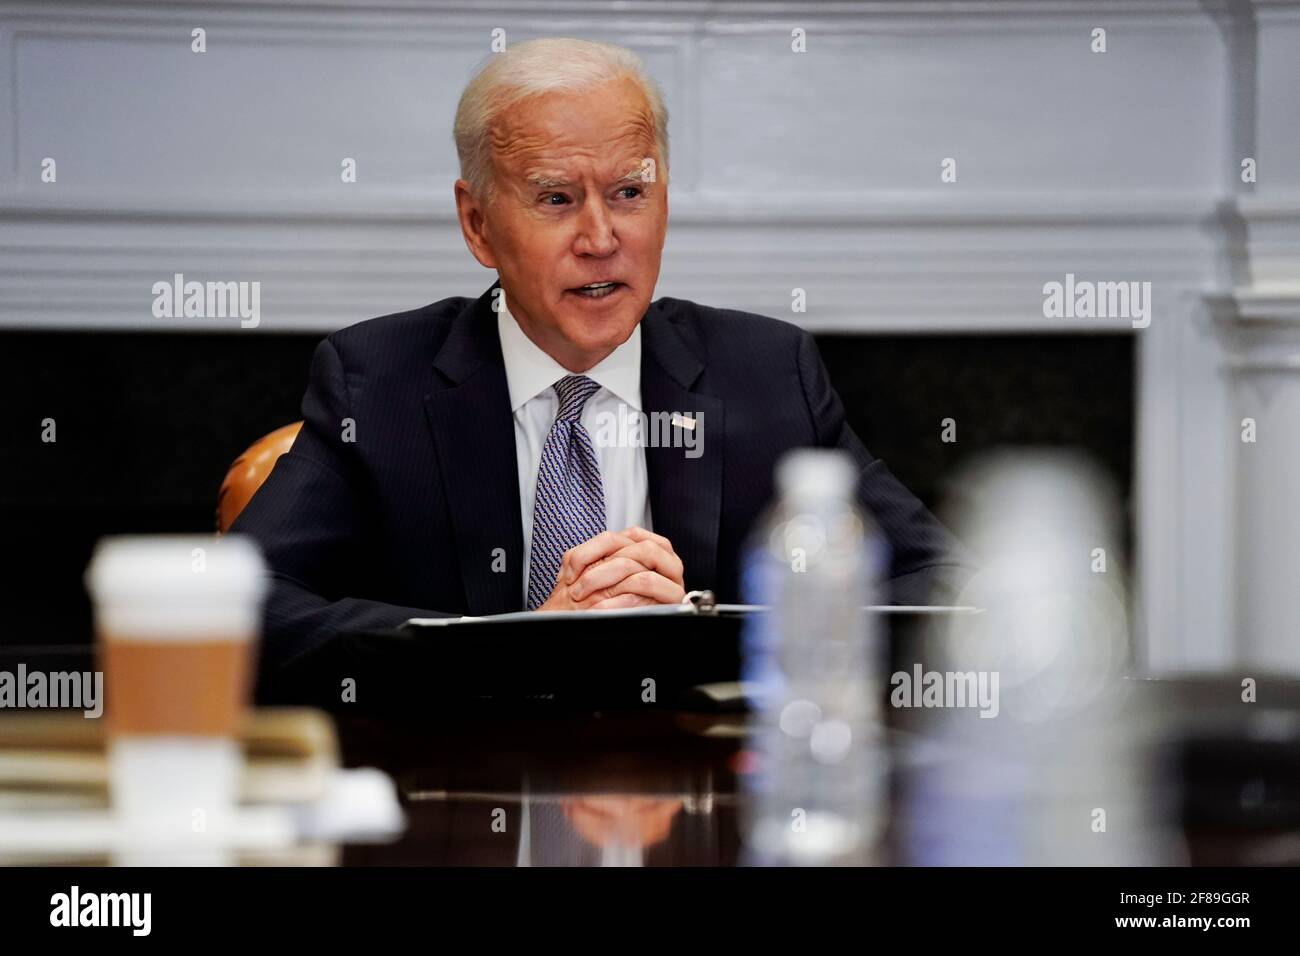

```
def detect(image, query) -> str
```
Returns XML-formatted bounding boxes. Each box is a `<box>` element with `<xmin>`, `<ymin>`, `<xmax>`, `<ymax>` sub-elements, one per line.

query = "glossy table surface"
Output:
<box><xmin>338</xmin><ymin>709</ymin><xmax>748</xmax><ymax>866</ymax></box>
<box><xmin>6</xmin><ymin>640</ymin><xmax>1299</xmax><ymax>866</ymax></box>
<box><xmin>333</xmin><ymin>675</ymin><xmax>1300</xmax><ymax>867</ymax></box>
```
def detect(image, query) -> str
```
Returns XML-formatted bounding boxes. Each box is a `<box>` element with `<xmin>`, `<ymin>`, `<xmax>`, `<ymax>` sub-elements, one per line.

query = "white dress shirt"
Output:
<box><xmin>497</xmin><ymin>298</ymin><xmax>652</xmax><ymax>602</ymax></box>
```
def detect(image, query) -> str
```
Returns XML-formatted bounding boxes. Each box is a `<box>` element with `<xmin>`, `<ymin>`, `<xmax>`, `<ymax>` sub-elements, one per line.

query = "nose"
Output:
<box><xmin>572</xmin><ymin>195</ymin><xmax>618</xmax><ymax>258</ymax></box>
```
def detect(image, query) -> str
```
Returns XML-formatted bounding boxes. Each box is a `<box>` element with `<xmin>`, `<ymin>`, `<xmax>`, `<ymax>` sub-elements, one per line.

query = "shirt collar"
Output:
<box><xmin>497</xmin><ymin>292</ymin><xmax>642</xmax><ymax>413</ymax></box>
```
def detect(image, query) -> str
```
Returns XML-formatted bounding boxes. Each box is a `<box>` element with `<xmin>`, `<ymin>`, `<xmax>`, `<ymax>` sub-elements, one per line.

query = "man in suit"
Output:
<box><xmin>232</xmin><ymin>37</ymin><xmax>970</xmax><ymax>683</ymax></box>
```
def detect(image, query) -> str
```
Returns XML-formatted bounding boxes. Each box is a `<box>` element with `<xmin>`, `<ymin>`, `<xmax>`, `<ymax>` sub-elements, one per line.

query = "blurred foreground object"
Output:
<box><xmin>216</xmin><ymin>421</ymin><xmax>303</xmax><ymax>533</ymax></box>
<box><xmin>902</xmin><ymin>450</ymin><xmax>1177</xmax><ymax>864</ymax></box>
<box><xmin>0</xmin><ymin>708</ymin><xmax>403</xmax><ymax>864</ymax></box>
<box><xmin>740</xmin><ymin>449</ymin><xmax>889</xmax><ymax>865</ymax></box>
<box><xmin>0</xmin><ymin>708</ymin><xmax>334</xmax><ymax>803</ymax></box>
<box><xmin>86</xmin><ymin>535</ymin><xmax>264</xmax><ymax>863</ymax></box>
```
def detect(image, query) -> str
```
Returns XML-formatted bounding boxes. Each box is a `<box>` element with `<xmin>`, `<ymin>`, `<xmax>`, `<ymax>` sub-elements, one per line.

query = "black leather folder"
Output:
<box><xmin>263</xmin><ymin>610</ymin><xmax>746</xmax><ymax>715</ymax></box>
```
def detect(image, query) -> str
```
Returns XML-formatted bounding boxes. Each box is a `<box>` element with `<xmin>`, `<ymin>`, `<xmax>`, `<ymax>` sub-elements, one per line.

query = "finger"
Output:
<box><xmin>620</xmin><ymin>526</ymin><xmax>677</xmax><ymax>557</ymax></box>
<box><xmin>607</xmin><ymin>540</ymin><xmax>684</xmax><ymax>586</ymax></box>
<box><xmin>561</xmin><ymin>530</ymin><xmax>634</xmax><ymax>584</ymax></box>
<box><xmin>600</xmin><ymin>570</ymin><xmax>685</xmax><ymax>605</ymax></box>
<box><xmin>569</xmin><ymin>556</ymin><xmax>648</xmax><ymax>602</ymax></box>
<box><xmin>589</xmin><ymin>594</ymin><xmax>654</xmax><ymax>610</ymax></box>
<box><xmin>561</xmin><ymin>531</ymin><xmax>633</xmax><ymax>584</ymax></box>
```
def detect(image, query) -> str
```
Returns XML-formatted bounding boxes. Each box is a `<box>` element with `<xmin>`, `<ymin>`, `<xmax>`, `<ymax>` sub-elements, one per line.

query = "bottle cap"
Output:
<box><xmin>775</xmin><ymin>449</ymin><xmax>856</xmax><ymax>499</ymax></box>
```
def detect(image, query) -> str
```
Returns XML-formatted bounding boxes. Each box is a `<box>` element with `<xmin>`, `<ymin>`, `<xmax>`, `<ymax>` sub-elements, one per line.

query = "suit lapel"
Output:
<box><xmin>423</xmin><ymin>284</ymin><xmax>524</xmax><ymax>614</ymax></box>
<box><xmin>640</xmin><ymin>304</ymin><xmax>724</xmax><ymax>593</ymax></box>
<box><xmin>423</xmin><ymin>289</ymin><xmax>724</xmax><ymax>608</ymax></box>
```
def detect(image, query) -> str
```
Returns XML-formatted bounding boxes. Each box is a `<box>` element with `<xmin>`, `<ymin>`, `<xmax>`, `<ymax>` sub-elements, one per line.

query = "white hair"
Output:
<box><xmin>453</xmin><ymin>38</ymin><xmax>669</xmax><ymax>200</ymax></box>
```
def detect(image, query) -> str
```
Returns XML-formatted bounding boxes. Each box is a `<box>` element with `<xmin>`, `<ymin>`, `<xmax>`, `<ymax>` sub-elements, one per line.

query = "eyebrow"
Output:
<box><xmin>526</xmin><ymin>174</ymin><xmax>569</xmax><ymax>189</ymax></box>
<box><xmin>524</xmin><ymin>167</ymin><xmax>647</xmax><ymax>190</ymax></box>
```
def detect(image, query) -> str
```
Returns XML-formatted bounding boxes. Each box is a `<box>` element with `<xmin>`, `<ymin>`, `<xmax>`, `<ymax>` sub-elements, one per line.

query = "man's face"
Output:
<box><xmin>455</xmin><ymin>75</ymin><xmax>668</xmax><ymax>372</ymax></box>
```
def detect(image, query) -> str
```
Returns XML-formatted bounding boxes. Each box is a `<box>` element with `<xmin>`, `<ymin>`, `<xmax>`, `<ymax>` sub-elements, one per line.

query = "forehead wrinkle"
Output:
<box><xmin>488</xmin><ymin>107</ymin><xmax>661</xmax><ymax>188</ymax></box>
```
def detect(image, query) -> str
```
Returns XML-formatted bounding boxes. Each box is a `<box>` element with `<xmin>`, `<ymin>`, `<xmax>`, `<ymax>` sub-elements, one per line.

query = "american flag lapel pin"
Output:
<box><xmin>671</xmin><ymin>413</ymin><xmax>696</xmax><ymax>431</ymax></box>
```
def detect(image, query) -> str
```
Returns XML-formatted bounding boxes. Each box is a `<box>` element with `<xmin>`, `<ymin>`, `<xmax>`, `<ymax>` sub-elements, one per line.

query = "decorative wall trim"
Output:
<box><xmin>0</xmin><ymin>202</ymin><xmax>1219</xmax><ymax>332</ymax></box>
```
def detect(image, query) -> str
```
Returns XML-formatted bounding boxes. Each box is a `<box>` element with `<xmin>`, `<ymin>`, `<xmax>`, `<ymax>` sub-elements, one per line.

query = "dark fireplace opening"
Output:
<box><xmin>0</xmin><ymin>330</ymin><xmax>1133</xmax><ymax>645</ymax></box>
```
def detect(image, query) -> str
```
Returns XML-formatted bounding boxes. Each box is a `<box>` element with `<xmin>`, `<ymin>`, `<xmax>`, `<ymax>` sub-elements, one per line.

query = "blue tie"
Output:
<box><xmin>526</xmin><ymin>375</ymin><xmax>608</xmax><ymax>609</ymax></box>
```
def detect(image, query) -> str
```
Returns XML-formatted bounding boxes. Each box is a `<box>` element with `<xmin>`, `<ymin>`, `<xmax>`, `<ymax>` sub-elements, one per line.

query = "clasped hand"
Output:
<box><xmin>536</xmin><ymin>526</ymin><xmax>685</xmax><ymax>611</ymax></box>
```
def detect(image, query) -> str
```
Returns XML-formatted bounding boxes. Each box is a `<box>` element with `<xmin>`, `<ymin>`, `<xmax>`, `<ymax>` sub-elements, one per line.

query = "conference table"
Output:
<box><xmin>4</xmin><ymin>617</ymin><xmax>1298</xmax><ymax>867</ymax></box>
<box><xmin>261</xmin><ymin>613</ymin><xmax>1300</xmax><ymax>868</ymax></box>
<box><xmin>330</xmin><ymin>674</ymin><xmax>1300</xmax><ymax>867</ymax></box>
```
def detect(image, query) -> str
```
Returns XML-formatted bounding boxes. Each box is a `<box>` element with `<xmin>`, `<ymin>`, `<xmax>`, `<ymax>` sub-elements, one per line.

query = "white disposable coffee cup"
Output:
<box><xmin>85</xmin><ymin>535</ymin><xmax>267</xmax><ymax>854</ymax></box>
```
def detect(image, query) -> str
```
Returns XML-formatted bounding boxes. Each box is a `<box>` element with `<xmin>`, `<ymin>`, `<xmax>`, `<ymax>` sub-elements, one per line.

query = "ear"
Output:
<box><xmin>454</xmin><ymin>178</ymin><xmax>498</xmax><ymax>269</ymax></box>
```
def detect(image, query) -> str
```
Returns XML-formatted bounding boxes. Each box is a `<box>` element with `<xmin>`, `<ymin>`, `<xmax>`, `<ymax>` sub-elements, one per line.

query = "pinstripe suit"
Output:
<box><xmin>232</xmin><ymin>281</ymin><xmax>971</xmax><ymax>682</ymax></box>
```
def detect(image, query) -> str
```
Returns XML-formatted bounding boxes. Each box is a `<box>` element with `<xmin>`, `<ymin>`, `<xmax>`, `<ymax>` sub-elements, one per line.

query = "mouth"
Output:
<box><xmin>567</xmin><ymin>281</ymin><xmax>626</xmax><ymax>301</ymax></box>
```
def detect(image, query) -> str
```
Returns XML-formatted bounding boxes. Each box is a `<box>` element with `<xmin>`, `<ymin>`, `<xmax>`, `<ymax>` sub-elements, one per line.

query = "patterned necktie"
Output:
<box><xmin>526</xmin><ymin>375</ymin><xmax>607</xmax><ymax>609</ymax></box>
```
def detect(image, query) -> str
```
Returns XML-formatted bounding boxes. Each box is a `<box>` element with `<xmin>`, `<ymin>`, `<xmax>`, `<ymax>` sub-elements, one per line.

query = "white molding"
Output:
<box><xmin>0</xmin><ymin>186</ymin><xmax>1221</xmax><ymax>223</ymax></box>
<box><xmin>0</xmin><ymin>194</ymin><xmax>1222</xmax><ymax>332</ymax></box>
<box><xmin>1231</xmin><ymin>193</ymin><xmax>1300</xmax><ymax>312</ymax></box>
<box><xmin>1224</xmin><ymin>289</ymin><xmax>1300</xmax><ymax>323</ymax></box>
<box><xmin>1237</xmin><ymin>192</ymin><xmax>1300</xmax><ymax>219</ymax></box>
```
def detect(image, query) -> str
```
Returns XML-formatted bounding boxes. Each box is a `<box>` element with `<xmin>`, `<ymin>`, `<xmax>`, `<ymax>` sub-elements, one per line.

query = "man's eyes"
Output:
<box><xmin>537</xmin><ymin>186</ymin><xmax>643</xmax><ymax>206</ymax></box>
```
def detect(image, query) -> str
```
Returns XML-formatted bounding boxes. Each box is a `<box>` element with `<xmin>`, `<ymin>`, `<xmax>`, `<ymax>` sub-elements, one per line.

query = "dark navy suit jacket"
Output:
<box><xmin>232</xmin><ymin>283</ymin><xmax>971</xmax><ymax>679</ymax></box>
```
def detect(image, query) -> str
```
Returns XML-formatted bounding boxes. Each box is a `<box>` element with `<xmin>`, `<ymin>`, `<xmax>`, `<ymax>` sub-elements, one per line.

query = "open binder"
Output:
<box><xmin>402</xmin><ymin>590</ymin><xmax>981</xmax><ymax>628</ymax></box>
<box><xmin>267</xmin><ymin>591</ymin><xmax>981</xmax><ymax>715</ymax></box>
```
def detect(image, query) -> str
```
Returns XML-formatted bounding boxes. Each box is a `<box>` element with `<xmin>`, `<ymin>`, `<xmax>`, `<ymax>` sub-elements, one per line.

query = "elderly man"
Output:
<box><xmin>232</xmin><ymin>37</ymin><xmax>969</xmax><ymax>680</ymax></box>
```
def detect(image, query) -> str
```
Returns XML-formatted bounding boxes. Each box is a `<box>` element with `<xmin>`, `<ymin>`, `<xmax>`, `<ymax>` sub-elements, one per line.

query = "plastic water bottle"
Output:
<box><xmin>739</xmin><ymin>449</ymin><xmax>889</xmax><ymax>865</ymax></box>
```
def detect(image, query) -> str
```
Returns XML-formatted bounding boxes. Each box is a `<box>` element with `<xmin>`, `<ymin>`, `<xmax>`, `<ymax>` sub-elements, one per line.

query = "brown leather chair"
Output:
<box><xmin>216</xmin><ymin>421</ymin><xmax>303</xmax><ymax>533</ymax></box>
